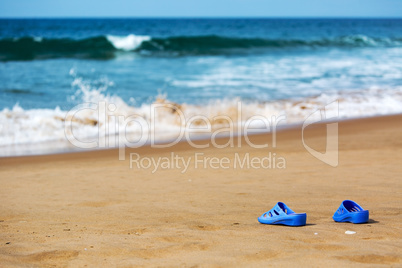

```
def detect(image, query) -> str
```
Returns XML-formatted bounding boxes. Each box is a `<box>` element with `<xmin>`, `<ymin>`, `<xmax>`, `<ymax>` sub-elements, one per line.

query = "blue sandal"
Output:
<box><xmin>333</xmin><ymin>200</ymin><xmax>369</xmax><ymax>224</ymax></box>
<box><xmin>258</xmin><ymin>202</ymin><xmax>307</xmax><ymax>226</ymax></box>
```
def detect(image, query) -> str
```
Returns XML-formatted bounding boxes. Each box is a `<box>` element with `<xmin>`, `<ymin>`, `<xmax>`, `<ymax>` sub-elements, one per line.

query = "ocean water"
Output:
<box><xmin>1</xmin><ymin>18</ymin><xmax>402</xmax><ymax>156</ymax></box>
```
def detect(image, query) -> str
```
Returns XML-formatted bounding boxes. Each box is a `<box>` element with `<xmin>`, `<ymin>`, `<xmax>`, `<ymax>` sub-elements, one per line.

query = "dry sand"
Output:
<box><xmin>0</xmin><ymin>115</ymin><xmax>401</xmax><ymax>267</ymax></box>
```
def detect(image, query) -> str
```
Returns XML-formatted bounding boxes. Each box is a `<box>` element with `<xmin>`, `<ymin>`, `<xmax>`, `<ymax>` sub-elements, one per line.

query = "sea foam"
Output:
<box><xmin>1</xmin><ymin>76</ymin><xmax>402</xmax><ymax>156</ymax></box>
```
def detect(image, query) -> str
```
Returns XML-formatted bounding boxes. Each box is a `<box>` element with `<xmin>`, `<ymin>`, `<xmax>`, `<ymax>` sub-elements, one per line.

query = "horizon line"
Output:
<box><xmin>1</xmin><ymin>16</ymin><xmax>402</xmax><ymax>20</ymax></box>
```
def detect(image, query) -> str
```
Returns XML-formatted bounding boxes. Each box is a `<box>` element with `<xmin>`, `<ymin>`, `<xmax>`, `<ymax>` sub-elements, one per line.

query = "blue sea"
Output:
<box><xmin>1</xmin><ymin>18</ymin><xmax>402</xmax><ymax>155</ymax></box>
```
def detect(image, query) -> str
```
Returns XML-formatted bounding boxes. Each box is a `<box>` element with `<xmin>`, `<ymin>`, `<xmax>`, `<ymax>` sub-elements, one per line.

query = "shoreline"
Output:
<box><xmin>0</xmin><ymin>114</ymin><xmax>401</xmax><ymax>266</ymax></box>
<box><xmin>1</xmin><ymin>113</ymin><xmax>401</xmax><ymax>160</ymax></box>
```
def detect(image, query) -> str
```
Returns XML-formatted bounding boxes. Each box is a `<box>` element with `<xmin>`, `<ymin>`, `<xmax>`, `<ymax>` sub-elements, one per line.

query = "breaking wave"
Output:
<box><xmin>1</xmin><ymin>34</ymin><xmax>402</xmax><ymax>61</ymax></box>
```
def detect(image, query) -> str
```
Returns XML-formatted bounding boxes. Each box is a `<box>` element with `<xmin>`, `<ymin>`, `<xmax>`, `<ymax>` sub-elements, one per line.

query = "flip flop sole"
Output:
<box><xmin>333</xmin><ymin>210</ymin><xmax>369</xmax><ymax>224</ymax></box>
<box><xmin>258</xmin><ymin>213</ymin><xmax>307</xmax><ymax>226</ymax></box>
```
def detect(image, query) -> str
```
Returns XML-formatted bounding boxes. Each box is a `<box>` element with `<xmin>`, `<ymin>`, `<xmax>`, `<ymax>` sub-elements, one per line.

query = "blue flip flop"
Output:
<box><xmin>258</xmin><ymin>202</ymin><xmax>307</xmax><ymax>226</ymax></box>
<box><xmin>333</xmin><ymin>200</ymin><xmax>369</xmax><ymax>224</ymax></box>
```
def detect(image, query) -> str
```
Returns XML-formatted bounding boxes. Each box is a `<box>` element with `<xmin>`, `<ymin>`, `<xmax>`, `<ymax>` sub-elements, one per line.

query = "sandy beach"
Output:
<box><xmin>0</xmin><ymin>114</ymin><xmax>401</xmax><ymax>267</ymax></box>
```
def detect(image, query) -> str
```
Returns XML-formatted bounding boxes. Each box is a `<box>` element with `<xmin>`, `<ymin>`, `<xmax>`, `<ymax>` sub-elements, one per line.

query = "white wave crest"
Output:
<box><xmin>336</xmin><ymin>35</ymin><xmax>402</xmax><ymax>47</ymax></box>
<box><xmin>106</xmin><ymin>34</ymin><xmax>151</xmax><ymax>51</ymax></box>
